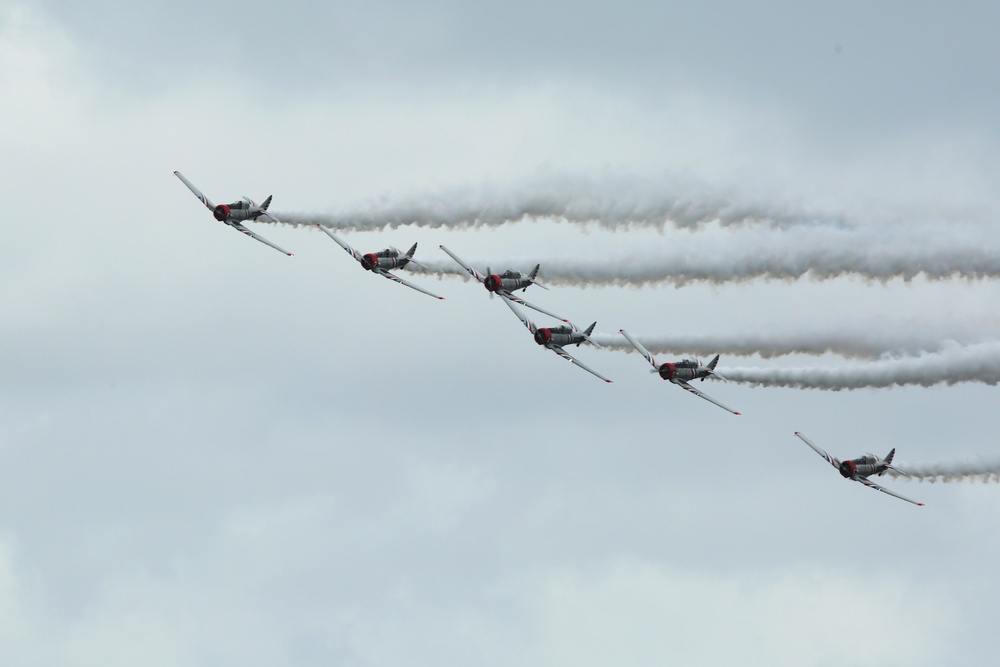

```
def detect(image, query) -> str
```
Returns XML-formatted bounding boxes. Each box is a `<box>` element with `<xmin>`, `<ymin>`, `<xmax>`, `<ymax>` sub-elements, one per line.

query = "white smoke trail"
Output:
<box><xmin>589</xmin><ymin>326</ymin><xmax>1000</xmax><ymax>360</ymax></box>
<box><xmin>400</xmin><ymin>222</ymin><xmax>1000</xmax><ymax>286</ymax></box>
<box><xmin>885</xmin><ymin>461</ymin><xmax>1000</xmax><ymax>483</ymax></box>
<box><xmin>722</xmin><ymin>341</ymin><xmax>1000</xmax><ymax>390</ymax></box>
<box><xmin>273</xmin><ymin>178</ymin><xmax>843</xmax><ymax>231</ymax></box>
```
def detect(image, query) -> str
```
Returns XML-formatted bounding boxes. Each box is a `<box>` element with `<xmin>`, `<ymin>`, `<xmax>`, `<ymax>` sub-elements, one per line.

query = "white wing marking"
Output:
<box><xmin>672</xmin><ymin>379</ymin><xmax>741</xmax><ymax>415</ymax></box>
<box><xmin>439</xmin><ymin>245</ymin><xmax>486</xmax><ymax>283</ymax></box>
<box><xmin>854</xmin><ymin>476</ymin><xmax>925</xmax><ymax>507</ymax></box>
<box><xmin>230</xmin><ymin>222</ymin><xmax>294</xmax><ymax>256</ymax></box>
<box><xmin>173</xmin><ymin>171</ymin><xmax>216</xmax><ymax>211</ymax></box>
<box><xmin>551</xmin><ymin>345</ymin><xmax>613</xmax><ymax>383</ymax></box>
<box><xmin>503</xmin><ymin>293</ymin><xmax>567</xmax><ymax>322</ymax></box>
<box><xmin>318</xmin><ymin>225</ymin><xmax>364</xmax><ymax>262</ymax></box>
<box><xmin>377</xmin><ymin>270</ymin><xmax>445</xmax><ymax>300</ymax></box>
<box><xmin>793</xmin><ymin>432</ymin><xmax>841</xmax><ymax>470</ymax></box>
<box><xmin>619</xmin><ymin>329</ymin><xmax>658</xmax><ymax>368</ymax></box>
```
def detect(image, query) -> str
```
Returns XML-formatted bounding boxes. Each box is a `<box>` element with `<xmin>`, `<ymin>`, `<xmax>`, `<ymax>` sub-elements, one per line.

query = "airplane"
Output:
<box><xmin>439</xmin><ymin>245</ymin><xmax>567</xmax><ymax>321</ymax></box>
<box><xmin>499</xmin><ymin>294</ymin><xmax>612</xmax><ymax>383</ymax></box>
<box><xmin>619</xmin><ymin>329</ymin><xmax>740</xmax><ymax>415</ymax></box>
<box><xmin>173</xmin><ymin>171</ymin><xmax>293</xmax><ymax>256</ymax></box>
<box><xmin>319</xmin><ymin>226</ymin><xmax>444</xmax><ymax>300</ymax></box>
<box><xmin>793</xmin><ymin>432</ymin><xmax>923</xmax><ymax>507</ymax></box>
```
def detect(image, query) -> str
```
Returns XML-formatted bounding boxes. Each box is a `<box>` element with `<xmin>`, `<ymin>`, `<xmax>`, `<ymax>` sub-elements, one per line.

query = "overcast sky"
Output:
<box><xmin>3</xmin><ymin>2</ymin><xmax>1000</xmax><ymax>665</ymax></box>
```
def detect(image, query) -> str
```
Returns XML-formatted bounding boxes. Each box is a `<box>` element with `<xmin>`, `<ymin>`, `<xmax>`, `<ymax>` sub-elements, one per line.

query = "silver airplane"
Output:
<box><xmin>320</xmin><ymin>227</ymin><xmax>444</xmax><ymax>300</ymax></box>
<box><xmin>794</xmin><ymin>432</ymin><xmax>923</xmax><ymax>507</ymax></box>
<box><xmin>173</xmin><ymin>171</ymin><xmax>293</xmax><ymax>256</ymax></box>
<box><xmin>499</xmin><ymin>294</ymin><xmax>612</xmax><ymax>384</ymax></box>
<box><xmin>619</xmin><ymin>329</ymin><xmax>740</xmax><ymax>415</ymax></box>
<box><xmin>439</xmin><ymin>245</ymin><xmax>567</xmax><ymax>321</ymax></box>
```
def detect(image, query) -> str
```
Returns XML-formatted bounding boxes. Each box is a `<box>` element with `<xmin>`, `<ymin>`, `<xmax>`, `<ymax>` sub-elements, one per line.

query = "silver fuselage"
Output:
<box><xmin>484</xmin><ymin>270</ymin><xmax>532</xmax><ymax>294</ymax></box>
<box><xmin>839</xmin><ymin>454</ymin><xmax>887</xmax><ymax>479</ymax></box>
<box><xmin>534</xmin><ymin>326</ymin><xmax>586</xmax><ymax>347</ymax></box>
<box><xmin>656</xmin><ymin>358</ymin><xmax>705</xmax><ymax>382</ymax></box>
<box><xmin>361</xmin><ymin>247</ymin><xmax>408</xmax><ymax>271</ymax></box>
<box><xmin>215</xmin><ymin>197</ymin><xmax>264</xmax><ymax>223</ymax></box>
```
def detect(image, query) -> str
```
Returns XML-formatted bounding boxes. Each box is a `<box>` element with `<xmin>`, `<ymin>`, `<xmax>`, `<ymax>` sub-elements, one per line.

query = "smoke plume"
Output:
<box><xmin>722</xmin><ymin>342</ymin><xmax>1000</xmax><ymax>390</ymax></box>
<box><xmin>885</xmin><ymin>461</ymin><xmax>1000</xmax><ymax>483</ymax></box>
<box><xmin>590</xmin><ymin>327</ymin><xmax>1000</xmax><ymax>360</ymax></box>
<box><xmin>274</xmin><ymin>179</ymin><xmax>841</xmax><ymax>231</ymax></box>
<box><xmin>398</xmin><ymin>222</ymin><xmax>1000</xmax><ymax>286</ymax></box>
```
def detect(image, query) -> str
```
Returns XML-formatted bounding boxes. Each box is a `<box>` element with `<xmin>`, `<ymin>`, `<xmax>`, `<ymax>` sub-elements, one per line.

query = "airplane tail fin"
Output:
<box><xmin>527</xmin><ymin>263</ymin><xmax>550</xmax><ymax>290</ymax></box>
<box><xmin>702</xmin><ymin>354</ymin><xmax>728</xmax><ymax>381</ymax></box>
<box><xmin>879</xmin><ymin>448</ymin><xmax>896</xmax><ymax>476</ymax></box>
<box><xmin>399</xmin><ymin>242</ymin><xmax>420</xmax><ymax>269</ymax></box>
<box><xmin>261</xmin><ymin>195</ymin><xmax>272</xmax><ymax>211</ymax></box>
<box><xmin>581</xmin><ymin>322</ymin><xmax>602</xmax><ymax>348</ymax></box>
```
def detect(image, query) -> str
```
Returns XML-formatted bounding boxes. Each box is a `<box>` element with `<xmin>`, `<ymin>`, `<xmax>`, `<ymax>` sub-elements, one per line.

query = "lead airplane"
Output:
<box><xmin>174</xmin><ymin>171</ymin><xmax>293</xmax><ymax>256</ymax></box>
<box><xmin>319</xmin><ymin>227</ymin><xmax>444</xmax><ymax>300</ymax></box>
<box><xmin>499</xmin><ymin>294</ymin><xmax>612</xmax><ymax>384</ymax></box>
<box><xmin>794</xmin><ymin>432</ymin><xmax>923</xmax><ymax>506</ymax></box>
<box><xmin>619</xmin><ymin>329</ymin><xmax>740</xmax><ymax>415</ymax></box>
<box><xmin>439</xmin><ymin>245</ymin><xmax>567</xmax><ymax>322</ymax></box>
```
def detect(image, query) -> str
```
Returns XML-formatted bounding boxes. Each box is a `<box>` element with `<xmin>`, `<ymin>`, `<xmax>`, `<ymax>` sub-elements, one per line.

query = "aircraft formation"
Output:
<box><xmin>175</xmin><ymin>171</ymin><xmax>952</xmax><ymax>507</ymax></box>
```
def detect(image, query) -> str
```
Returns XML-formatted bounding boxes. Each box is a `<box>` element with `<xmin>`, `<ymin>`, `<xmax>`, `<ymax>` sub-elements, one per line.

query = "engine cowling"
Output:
<box><xmin>484</xmin><ymin>274</ymin><xmax>502</xmax><ymax>292</ymax></box>
<box><xmin>361</xmin><ymin>253</ymin><xmax>378</xmax><ymax>271</ymax></box>
<box><xmin>534</xmin><ymin>328</ymin><xmax>553</xmax><ymax>345</ymax></box>
<box><xmin>839</xmin><ymin>460</ymin><xmax>857</xmax><ymax>478</ymax></box>
<box><xmin>213</xmin><ymin>204</ymin><xmax>231</xmax><ymax>221</ymax></box>
<box><xmin>658</xmin><ymin>363</ymin><xmax>677</xmax><ymax>380</ymax></box>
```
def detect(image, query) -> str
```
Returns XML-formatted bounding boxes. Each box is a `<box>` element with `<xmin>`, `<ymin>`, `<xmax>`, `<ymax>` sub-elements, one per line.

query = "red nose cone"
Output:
<box><xmin>213</xmin><ymin>204</ymin><xmax>231</xmax><ymax>221</ymax></box>
<box><xmin>658</xmin><ymin>363</ymin><xmax>677</xmax><ymax>380</ymax></box>
<box><xmin>534</xmin><ymin>329</ymin><xmax>552</xmax><ymax>345</ymax></box>
<box><xmin>485</xmin><ymin>275</ymin><xmax>502</xmax><ymax>292</ymax></box>
<box><xmin>361</xmin><ymin>254</ymin><xmax>377</xmax><ymax>271</ymax></box>
<box><xmin>840</xmin><ymin>460</ymin><xmax>857</xmax><ymax>478</ymax></box>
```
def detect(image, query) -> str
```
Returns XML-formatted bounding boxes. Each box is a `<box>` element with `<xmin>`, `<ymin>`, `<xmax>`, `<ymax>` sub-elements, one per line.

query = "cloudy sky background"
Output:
<box><xmin>3</xmin><ymin>2</ymin><xmax>1000</xmax><ymax>665</ymax></box>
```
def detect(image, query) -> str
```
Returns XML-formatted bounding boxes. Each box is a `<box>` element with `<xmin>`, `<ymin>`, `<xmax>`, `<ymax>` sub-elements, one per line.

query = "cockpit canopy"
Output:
<box><xmin>376</xmin><ymin>247</ymin><xmax>400</xmax><ymax>258</ymax></box>
<box><xmin>675</xmin><ymin>357</ymin><xmax>701</xmax><ymax>368</ymax></box>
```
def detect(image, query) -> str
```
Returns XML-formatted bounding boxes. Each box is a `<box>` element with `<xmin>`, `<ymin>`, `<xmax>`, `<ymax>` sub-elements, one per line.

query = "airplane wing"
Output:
<box><xmin>230</xmin><ymin>222</ymin><xmax>294</xmax><ymax>256</ymax></box>
<box><xmin>498</xmin><ymin>294</ymin><xmax>537</xmax><ymax>334</ymax></box>
<box><xmin>503</xmin><ymin>293</ymin><xmax>568</xmax><ymax>323</ymax></box>
<box><xmin>672</xmin><ymin>379</ymin><xmax>741</xmax><ymax>415</ymax></box>
<box><xmin>376</xmin><ymin>270</ymin><xmax>445</xmax><ymax>300</ymax></box>
<box><xmin>439</xmin><ymin>245</ymin><xmax>486</xmax><ymax>283</ymax></box>
<box><xmin>318</xmin><ymin>225</ymin><xmax>363</xmax><ymax>262</ymax></box>
<box><xmin>173</xmin><ymin>170</ymin><xmax>216</xmax><ymax>211</ymax></box>
<box><xmin>854</xmin><ymin>476</ymin><xmax>925</xmax><ymax>507</ymax></box>
<box><xmin>618</xmin><ymin>329</ymin><xmax>658</xmax><ymax>368</ymax></box>
<box><xmin>793</xmin><ymin>432</ymin><xmax>841</xmax><ymax>470</ymax></box>
<box><xmin>551</xmin><ymin>345</ymin><xmax>613</xmax><ymax>383</ymax></box>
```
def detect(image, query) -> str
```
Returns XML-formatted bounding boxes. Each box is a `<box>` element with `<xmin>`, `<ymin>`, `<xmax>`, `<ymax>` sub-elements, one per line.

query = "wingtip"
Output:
<box><xmin>286</xmin><ymin>253</ymin><xmax>294</xmax><ymax>257</ymax></box>
<box><xmin>606</xmin><ymin>379</ymin><xmax>613</xmax><ymax>384</ymax></box>
<box><xmin>735</xmin><ymin>412</ymin><xmax>742</xmax><ymax>416</ymax></box>
<box><xmin>438</xmin><ymin>296</ymin><xmax>445</xmax><ymax>300</ymax></box>
<box><xmin>918</xmin><ymin>503</ymin><xmax>925</xmax><ymax>507</ymax></box>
